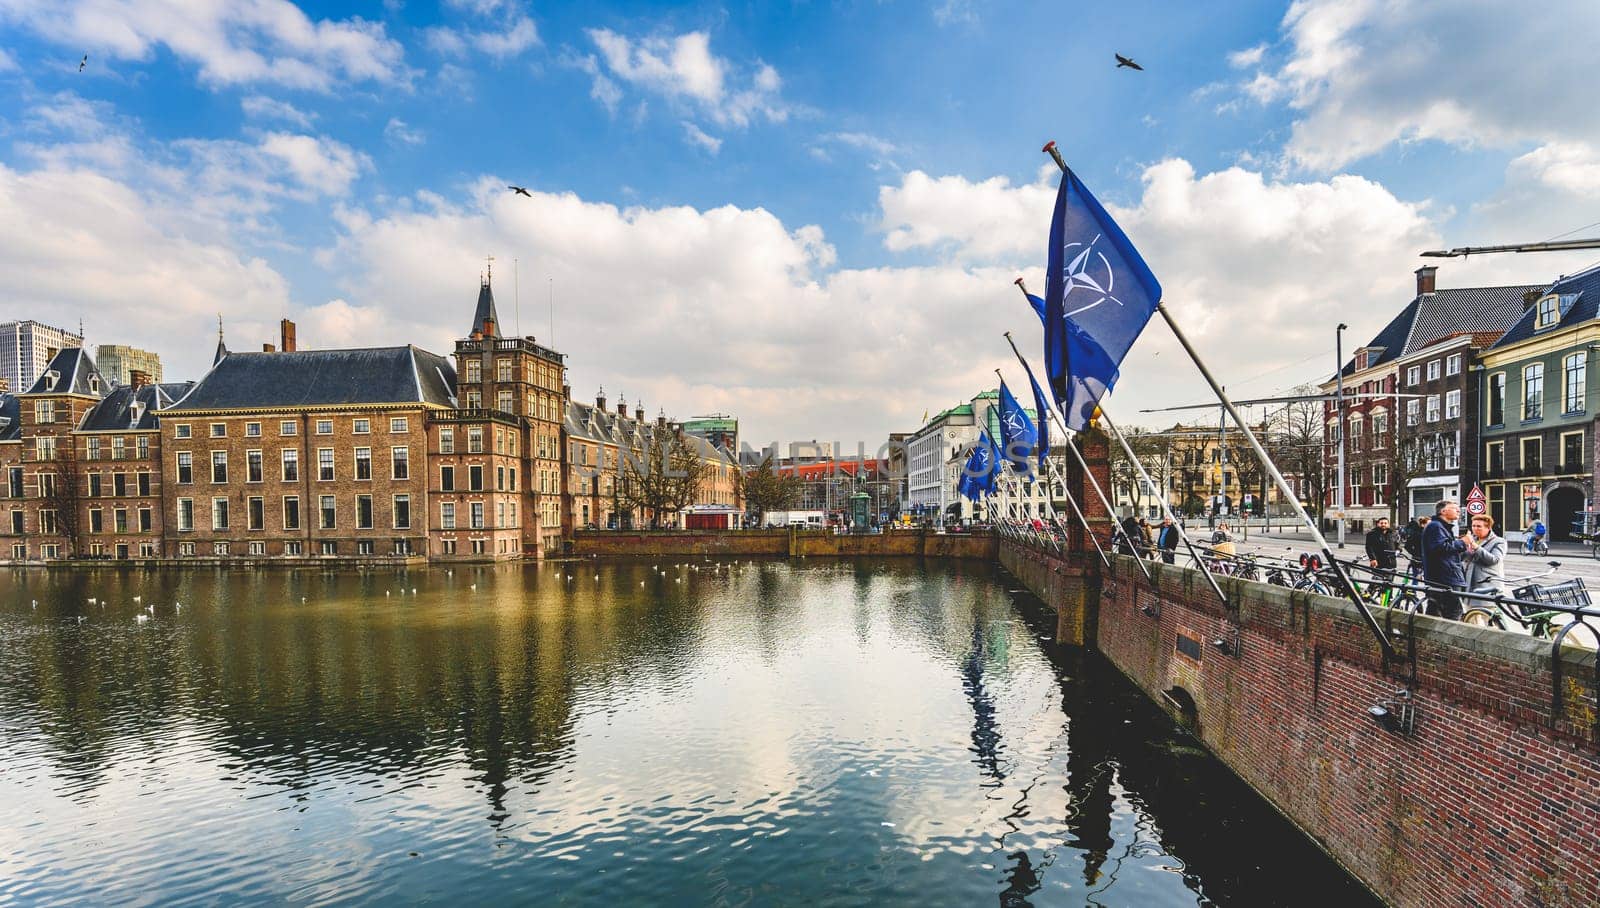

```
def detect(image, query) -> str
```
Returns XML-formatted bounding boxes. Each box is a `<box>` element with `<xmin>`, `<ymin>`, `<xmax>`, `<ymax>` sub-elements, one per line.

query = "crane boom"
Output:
<box><xmin>1420</xmin><ymin>237</ymin><xmax>1600</xmax><ymax>258</ymax></box>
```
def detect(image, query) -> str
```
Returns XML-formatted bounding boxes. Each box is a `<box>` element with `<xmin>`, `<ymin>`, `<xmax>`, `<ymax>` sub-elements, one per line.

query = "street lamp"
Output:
<box><xmin>1335</xmin><ymin>323</ymin><xmax>1348</xmax><ymax>549</ymax></box>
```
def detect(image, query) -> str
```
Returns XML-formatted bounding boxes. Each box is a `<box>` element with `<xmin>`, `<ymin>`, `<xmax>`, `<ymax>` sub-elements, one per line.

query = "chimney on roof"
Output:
<box><xmin>635</xmin><ymin>406</ymin><xmax>644</xmax><ymax>422</ymax></box>
<box><xmin>128</xmin><ymin>369</ymin><xmax>151</xmax><ymax>389</ymax></box>
<box><xmin>1524</xmin><ymin>289</ymin><xmax>1541</xmax><ymax>311</ymax></box>
<box><xmin>280</xmin><ymin>318</ymin><xmax>297</xmax><ymax>352</ymax></box>
<box><xmin>482</xmin><ymin>316</ymin><xmax>496</xmax><ymax>337</ymax></box>
<box><xmin>263</xmin><ymin>343</ymin><xmax>276</xmax><ymax>353</ymax></box>
<box><xmin>1415</xmin><ymin>265</ymin><xmax>1437</xmax><ymax>296</ymax></box>
<box><xmin>617</xmin><ymin>397</ymin><xmax>627</xmax><ymax>418</ymax></box>
<box><xmin>596</xmin><ymin>387</ymin><xmax>607</xmax><ymax>412</ymax></box>
<box><xmin>657</xmin><ymin>409</ymin><xmax>667</xmax><ymax>429</ymax></box>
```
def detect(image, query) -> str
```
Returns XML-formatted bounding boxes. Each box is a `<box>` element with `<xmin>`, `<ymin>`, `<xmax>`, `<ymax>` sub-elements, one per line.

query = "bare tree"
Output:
<box><xmin>40</xmin><ymin>440</ymin><xmax>83</xmax><ymax>556</ymax></box>
<box><xmin>737</xmin><ymin>455</ymin><xmax>800</xmax><ymax>523</ymax></box>
<box><xmin>1266</xmin><ymin>385</ymin><xmax>1327</xmax><ymax>520</ymax></box>
<box><xmin>1108</xmin><ymin>427</ymin><xmax>1171</xmax><ymax>516</ymax></box>
<box><xmin>617</xmin><ymin>428</ymin><xmax>709</xmax><ymax>528</ymax></box>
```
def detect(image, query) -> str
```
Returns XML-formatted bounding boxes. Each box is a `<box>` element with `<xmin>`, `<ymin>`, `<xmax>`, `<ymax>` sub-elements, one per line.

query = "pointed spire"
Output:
<box><xmin>471</xmin><ymin>272</ymin><xmax>502</xmax><ymax>338</ymax></box>
<box><xmin>213</xmin><ymin>313</ymin><xmax>229</xmax><ymax>366</ymax></box>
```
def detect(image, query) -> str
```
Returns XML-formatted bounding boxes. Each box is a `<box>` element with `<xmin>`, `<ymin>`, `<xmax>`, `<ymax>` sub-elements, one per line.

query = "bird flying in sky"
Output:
<box><xmin>508</xmin><ymin>185</ymin><xmax>532</xmax><ymax>197</ymax></box>
<box><xmin>1114</xmin><ymin>53</ymin><xmax>1143</xmax><ymax>71</ymax></box>
<box><xmin>79</xmin><ymin>54</ymin><xmax>87</xmax><ymax>72</ymax></box>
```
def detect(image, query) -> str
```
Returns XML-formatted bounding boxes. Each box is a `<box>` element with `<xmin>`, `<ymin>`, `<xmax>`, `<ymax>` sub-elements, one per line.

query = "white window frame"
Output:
<box><xmin>1426</xmin><ymin>360</ymin><xmax>1441</xmax><ymax>381</ymax></box>
<box><xmin>1446</xmin><ymin>353</ymin><xmax>1462</xmax><ymax>376</ymax></box>
<box><xmin>1407</xmin><ymin>365</ymin><xmax>1421</xmax><ymax>386</ymax></box>
<box><xmin>1444</xmin><ymin>389</ymin><xmax>1461</xmax><ymax>419</ymax></box>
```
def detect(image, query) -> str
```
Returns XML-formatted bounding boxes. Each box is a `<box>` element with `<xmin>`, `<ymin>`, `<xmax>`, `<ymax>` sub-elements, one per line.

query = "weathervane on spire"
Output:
<box><xmin>485</xmin><ymin>254</ymin><xmax>495</xmax><ymax>285</ymax></box>
<box><xmin>217</xmin><ymin>312</ymin><xmax>224</xmax><ymax>340</ymax></box>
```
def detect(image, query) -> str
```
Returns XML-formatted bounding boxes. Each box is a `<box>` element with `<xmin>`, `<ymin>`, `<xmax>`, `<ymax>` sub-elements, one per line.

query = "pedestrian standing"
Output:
<box><xmin>1402</xmin><ymin>515</ymin><xmax>1430</xmax><ymax>574</ymax></box>
<box><xmin>1422</xmin><ymin>501</ymin><xmax>1468</xmax><ymax>620</ymax></box>
<box><xmin>1137</xmin><ymin>518</ymin><xmax>1155</xmax><ymax>558</ymax></box>
<box><xmin>1464</xmin><ymin>514</ymin><xmax>1507</xmax><ymax>597</ymax></box>
<box><xmin>1157</xmin><ymin>516</ymin><xmax>1179</xmax><ymax>565</ymax></box>
<box><xmin>1365</xmin><ymin>517</ymin><xmax>1399</xmax><ymax>576</ymax></box>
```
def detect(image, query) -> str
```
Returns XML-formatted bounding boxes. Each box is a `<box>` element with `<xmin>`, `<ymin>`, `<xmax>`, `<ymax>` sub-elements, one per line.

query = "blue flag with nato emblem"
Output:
<box><xmin>1042</xmin><ymin>166</ymin><xmax>1162</xmax><ymax>431</ymax></box>
<box><xmin>996</xmin><ymin>381</ymin><xmax>1038</xmax><ymax>477</ymax></box>
<box><xmin>958</xmin><ymin>431</ymin><xmax>1000</xmax><ymax>502</ymax></box>
<box><xmin>1015</xmin><ymin>355</ymin><xmax>1052</xmax><ymax>471</ymax></box>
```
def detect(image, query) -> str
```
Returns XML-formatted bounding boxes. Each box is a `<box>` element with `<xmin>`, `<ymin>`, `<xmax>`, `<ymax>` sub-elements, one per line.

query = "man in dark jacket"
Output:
<box><xmin>1421</xmin><ymin>501</ymin><xmax>1469</xmax><ymax>620</ymax></box>
<box><xmin>1365</xmin><ymin>517</ymin><xmax>1399</xmax><ymax>576</ymax></box>
<box><xmin>1117</xmin><ymin>516</ymin><xmax>1141</xmax><ymax>556</ymax></box>
<box><xmin>1401</xmin><ymin>515</ymin><xmax>1429</xmax><ymax>573</ymax></box>
<box><xmin>1157</xmin><ymin>516</ymin><xmax>1180</xmax><ymax>564</ymax></box>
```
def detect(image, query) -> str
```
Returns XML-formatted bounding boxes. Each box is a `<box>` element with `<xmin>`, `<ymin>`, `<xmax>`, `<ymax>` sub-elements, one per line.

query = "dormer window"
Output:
<box><xmin>1537</xmin><ymin>294</ymin><xmax>1560</xmax><ymax>328</ymax></box>
<box><xmin>89</xmin><ymin>376</ymin><xmax>100</xmax><ymax>394</ymax></box>
<box><xmin>43</xmin><ymin>370</ymin><xmax>59</xmax><ymax>391</ymax></box>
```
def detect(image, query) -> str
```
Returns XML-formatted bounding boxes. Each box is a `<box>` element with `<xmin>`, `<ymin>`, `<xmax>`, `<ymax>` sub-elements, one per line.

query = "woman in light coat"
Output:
<box><xmin>1463</xmin><ymin>514</ymin><xmax>1507</xmax><ymax>597</ymax></box>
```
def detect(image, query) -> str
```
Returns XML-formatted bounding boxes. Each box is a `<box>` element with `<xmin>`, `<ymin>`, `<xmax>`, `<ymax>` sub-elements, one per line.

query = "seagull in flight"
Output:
<box><xmin>79</xmin><ymin>54</ymin><xmax>88</xmax><ymax>72</ymax></box>
<box><xmin>1114</xmin><ymin>53</ymin><xmax>1143</xmax><ymax>71</ymax></box>
<box><xmin>508</xmin><ymin>185</ymin><xmax>532</xmax><ymax>197</ymax></box>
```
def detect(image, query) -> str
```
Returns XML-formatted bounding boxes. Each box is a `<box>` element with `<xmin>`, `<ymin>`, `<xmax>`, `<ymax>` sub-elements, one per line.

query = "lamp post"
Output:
<box><xmin>1335</xmin><ymin>323</ymin><xmax>1348</xmax><ymax>548</ymax></box>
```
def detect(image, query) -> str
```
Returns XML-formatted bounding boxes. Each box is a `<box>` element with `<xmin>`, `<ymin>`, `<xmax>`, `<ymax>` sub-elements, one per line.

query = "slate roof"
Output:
<box><xmin>1489</xmin><ymin>265</ymin><xmax>1600</xmax><ymax>350</ymax></box>
<box><xmin>1402</xmin><ymin>285</ymin><xmax>1539</xmax><ymax>355</ymax></box>
<box><xmin>24</xmin><ymin>347</ymin><xmax>107</xmax><ymax>397</ymax></box>
<box><xmin>168</xmin><ymin>347</ymin><xmax>458</xmax><ymax>411</ymax></box>
<box><xmin>1337</xmin><ymin>300</ymin><xmax>1419</xmax><ymax>378</ymax></box>
<box><xmin>471</xmin><ymin>280</ymin><xmax>501</xmax><ymax>337</ymax></box>
<box><xmin>79</xmin><ymin>381</ymin><xmax>193</xmax><ymax>431</ymax></box>
<box><xmin>0</xmin><ymin>393</ymin><xmax>19</xmax><ymax>442</ymax></box>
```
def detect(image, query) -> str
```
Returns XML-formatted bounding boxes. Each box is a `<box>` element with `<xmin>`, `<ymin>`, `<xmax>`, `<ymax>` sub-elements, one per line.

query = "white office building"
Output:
<box><xmin>0</xmin><ymin>321</ymin><xmax>83</xmax><ymax>394</ymax></box>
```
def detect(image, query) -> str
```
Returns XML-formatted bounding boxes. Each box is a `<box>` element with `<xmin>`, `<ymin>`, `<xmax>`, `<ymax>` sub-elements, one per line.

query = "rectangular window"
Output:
<box><xmin>1563</xmin><ymin>431</ymin><xmax>1585</xmax><ymax>471</ymax></box>
<box><xmin>36</xmin><ymin>436</ymin><xmax>56</xmax><ymax>460</ymax></box>
<box><xmin>177</xmin><ymin>452</ymin><xmax>193</xmax><ymax>484</ymax></box>
<box><xmin>391</xmin><ymin>447</ymin><xmax>409</xmax><ymax>480</ymax></box>
<box><xmin>9</xmin><ymin>510</ymin><xmax>21</xmax><ymax>534</ymax></box>
<box><xmin>440</xmin><ymin>465</ymin><xmax>455</xmax><ymax>491</ymax></box>
<box><xmin>175</xmin><ymin>424</ymin><xmax>192</xmax><ymax>439</ymax></box>
<box><xmin>1444</xmin><ymin>389</ymin><xmax>1461</xmax><ymax>419</ymax></box>
<box><xmin>6</xmin><ymin>467</ymin><xmax>20</xmax><ymax>498</ymax></box>
<box><xmin>90</xmin><ymin>509</ymin><xmax>104</xmax><ymax>533</ymax></box>
<box><xmin>138</xmin><ymin>471</ymin><xmax>151</xmax><ymax>496</ymax></box>
<box><xmin>1442</xmin><ymin>433</ymin><xmax>1459</xmax><ymax>470</ymax></box>
<box><xmin>39</xmin><ymin>510</ymin><xmax>57</xmax><ymax>534</ymax></box>
<box><xmin>211</xmin><ymin>497</ymin><xmax>229</xmax><ymax>529</ymax></box>
<box><xmin>138</xmin><ymin>507</ymin><xmax>152</xmax><ymax>531</ymax></box>
<box><xmin>354</xmin><ymin>418</ymin><xmax>370</xmax><ymax>434</ymax></box>
<box><xmin>285</xmin><ymin>541</ymin><xmax>303</xmax><ymax>556</ymax></box>
<box><xmin>1538</xmin><ymin>295</ymin><xmax>1559</xmax><ymax>327</ymax></box>
<box><xmin>319</xmin><ymin>495</ymin><xmax>336</xmax><ymax>529</ymax></box>
<box><xmin>318</xmin><ymin>448</ymin><xmax>334</xmax><ymax>481</ymax></box>
<box><xmin>1524</xmin><ymin>363</ymin><xmax>1545</xmax><ymax>419</ymax></box>
<box><xmin>86</xmin><ymin>437</ymin><xmax>101</xmax><ymax>460</ymax></box>
<box><xmin>466</xmin><ymin>360</ymin><xmax>481</xmax><ymax>382</ymax></box>
<box><xmin>35</xmin><ymin>400</ymin><xmax>54</xmax><ymax>423</ymax></box>
<box><xmin>356</xmin><ymin>494</ymin><xmax>373</xmax><ymax>529</ymax></box>
<box><xmin>497</xmin><ymin>390</ymin><xmax>514</xmax><ymax>412</ymax></box>
<box><xmin>1564</xmin><ymin>352</ymin><xmax>1586</xmax><ymax>413</ymax></box>
<box><xmin>248</xmin><ymin>496</ymin><xmax>264</xmax><ymax>530</ymax></box>
<box><xmin>211</xmin><ymin>451</ymin><xmax>227</xmax><ymax>483</ymax></box>
<box><xmin>283</xmin><ymin>496</ymin><xmax>300</xmax><ymax>530</ymax></box>
<box><xmin>245</xmin><ymin>422</ymin><xmax>261</xmax><ymax>437</ymax></box>
<box><xmin>213</xmin><ymin>542</ymin><xmax>230</xmax><ymax>556</ymax></box>
<box><xmin>496</xmin><ymin>358</ymin><xmax>513</xmax><ymax>381</ymax></box>
<box><xmin>465</xmin><ymin>390</ymin><xmax>481</xmax><ymax>409</ymax></box>
<box><xmin>470</xmin><ymin>502</ymin><xmax>485</xmax><ymax>529</ymax></box>
<box><xmin>281</xmin><ymin>449</ymin><xmax>299</xmax><ymax>481</ymax></box>
<box><xmin>280</xmin><ymin>420</ymin><xmax>297</xmax><ymax>436</ymax></box>
<box><xmin>320</xmin><ymin>541</ymin><xmax>337</xmax><ymax>555</ymax></box>
<box><xmin>113</xmin><ymin>473</ymin><xmax>127</xmax><ymax>496</ymax></box>
<box><xmin>469</xmin><ymin>465</ymin><xmax>484</xmax><ymax>491</ymax></box>
<box><xmin>354</xmin><ymin>447</ymin><xmax>372</xmax><ymax>480</ymax></box>
<box><xmin>1487</xmin><ymin>441</ymin><xmax>1505</xmax><ymax>476</ymax></box>
<box><xmin>357</xmin><ymin>540</ymin><xmax>374</xmax><ymax>556</ymax></box>
<box><xmin>112</xmin><ymin>437</ymin><xmax>125</xmax><ymax>460</ymax></box>
<box><xmin>137</xmin><ymin>436</ymin><xmax>149</xmax><ymax>458</ymax></box>
<box><xmin>248</xmin><ymin>541</ymin><xmax>265</xmax><ymax>556</ymax></box>
<box><xmin>393</xmin><ymin>494</ymin><xmax>411</xmax><ymax>529</ymax></box>
<box><xmin>1426</xmin><ymin>360</ymin><xmax>1440</xmax><ymax>380</ymax></box>
<box><xmin>247</xmin><ymin>450</ymin><xmax>263</xmax><ymax>483</ymax></box>
<box><xmin>440</xmin><ymin>428</ymin><xmax>455</xmax><ymax>454</ymax></box>
<box><xmin>210</xmin><ymin>423</ymin><xmax>226</xmax><ymax>438</ymax></box>
<box><xmin>1489</xmin><ymin>373</ymin><xmax>1506</xmax><ymax>425</ymax></box>
<box><xmin>441</xmin><ymin>501</ymin><xmax>456</xmax><ymax>530</ymax></box>
<box><xmin>1425</xmin><ymin>394</ymin><xmax>1440</xmax><ymax>422</ymax></box>
<box><xmin>89</xmin><ymin>473</ymin><xmax>103</xmax><ymax>497</ymax></box>
<box><xmin>467</xmin><ymin>428</ymin><xmax>484</xmax><ymax>453</ymax></box>
<box><xmin>177</xmin><ymin>498</ymin><xmax>194</xmax><ymax>531</ymax></box>
<box><xmin>391</xmin><ymin>417</ymin><xmax>408</xmax><ymax>433</ymax></box>
<box><xmin>316</xmin><ymin>419</ymin><xmax>333</xmax><ymax>435</ymax></box>
<box><xmin>1522</xmin><ymin>437</ymin><xmax>1542</xmax><ymax>474</ymax></box>
<box><xmin>1407</xmin><ymin>365</ymin><xmax>1420</xmax><ymax>386</ymax></box>
<box><xmin>1446</xmin><ymin>353</ymin><xmax>1462</xmax><ymax>376</ymax></box>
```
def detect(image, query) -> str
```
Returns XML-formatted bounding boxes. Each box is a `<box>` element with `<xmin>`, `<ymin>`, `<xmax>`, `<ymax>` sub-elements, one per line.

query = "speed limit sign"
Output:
<box><xmin>1465</xmin><ymin>484</ymin><xmax>1486</xmax><ymax>515</ymax></box>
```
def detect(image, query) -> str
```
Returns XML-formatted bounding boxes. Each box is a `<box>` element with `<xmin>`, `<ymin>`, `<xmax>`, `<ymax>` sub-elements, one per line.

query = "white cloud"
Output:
<box><xmin>933</xmin><ymin>0</ymin><xmax>978</xmax><ymax>27</ymax></box>
<box><xmin>0</xmin><ymin>47</ymin><xmax>17</xmax><ymax>72</ymax></box>
<box><xmin>240</xmin><ymin>95</ymin><xmax>316</xmax><ymax>128</ymax></box>
<box><xmin>1251</xmin><ymin>0</ymin><xmax>1600</xmax><ymax>171</ymax></box>
<box><xmin>444</xmin><ymin>0</ymin><xmax>508</xmax><ymax>13</ymax></box>
<box><xmin>585</xmin><ymin>28</ymin><xmax>785</xmax><ymax>128</ymax></box>
<box><xmin>1227</xmin><ymin>43</ymin><xmax>1265</xmax><ymax>68</ymax></box>
<box><xmin>383</xmin><ymin>117</ymin><xmax>425</xmax><ymax>147</ymax></box>
<box><xmin>0</xmin><ymin>0</ymin><xmax>410</xmax><ymax>91</ymax></box>
<box><xmin>258</xmin><ymin>133</ymin><xmax>370</xmax><ymax>196</ymax></box>
<box><xmin>1506</xmin><ymin>142</ymin><xmax>1600</xmax><ymax>198</ymax></box>
<box><xmin>681</xmin><ymin>122</ymin><xmax>721</xmax><ymax>154</ymax></box>
<box><xmin>427</xmin><ymin>15</ymin><xmax>540</xmax><ymax>60</ymax></box>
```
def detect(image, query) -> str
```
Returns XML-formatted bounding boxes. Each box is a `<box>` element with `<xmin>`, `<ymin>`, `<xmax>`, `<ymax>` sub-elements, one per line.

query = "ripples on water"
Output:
<box><xmin>0</xmin><ymin>560</ymin><xmax>1376</xmax><ymax>906</ymax></box>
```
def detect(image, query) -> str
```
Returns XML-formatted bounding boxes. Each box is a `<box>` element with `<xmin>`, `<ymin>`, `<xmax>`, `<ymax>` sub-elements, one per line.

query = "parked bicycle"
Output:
<box><xmin>1460</xmin><ymin>562</ymin><xmax>1599</xmax><ymax>647</ymax></box>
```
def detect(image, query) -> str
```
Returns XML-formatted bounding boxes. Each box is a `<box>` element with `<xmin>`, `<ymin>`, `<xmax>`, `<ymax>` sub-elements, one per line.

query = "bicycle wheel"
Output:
<box><xmin>1461</xmin><ymin>608</ymin><xmax>1498</xmax><ymax>628</ymax></box>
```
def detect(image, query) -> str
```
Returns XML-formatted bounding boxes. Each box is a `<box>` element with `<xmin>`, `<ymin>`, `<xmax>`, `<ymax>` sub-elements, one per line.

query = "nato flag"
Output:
<box><xmin>958</xmin><ymin>431</ymin><xmax>1000</xmax><ymax>502</ymax></box>
<box><xmin>1017</xmin><ymin>355</ymin><xmax>1053</xmax><ymax>471</ymax></box>
<box><xmin>996</xmin><ymin>381</ymin><xmax>1038</xmax><ymax>477</ymax></box>
<box><xmin>1042</xmin><ymin>166</ymin><xmax>1162</xmax><ymax>431</ymax></box>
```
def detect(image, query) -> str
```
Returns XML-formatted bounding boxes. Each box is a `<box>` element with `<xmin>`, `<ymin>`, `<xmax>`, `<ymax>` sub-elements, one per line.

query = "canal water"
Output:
<box><xmin>0</xmin><ymin>560</ymin><xmax>1376</xmax><ymax>906</ymax></box>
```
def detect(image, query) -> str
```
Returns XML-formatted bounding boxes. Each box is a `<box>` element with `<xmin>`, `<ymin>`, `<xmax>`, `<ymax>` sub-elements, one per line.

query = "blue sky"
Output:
<box><xmin>3</xmin><ymin>0</ymin><xmax>1599</xmax><ymax>443</ymax></box>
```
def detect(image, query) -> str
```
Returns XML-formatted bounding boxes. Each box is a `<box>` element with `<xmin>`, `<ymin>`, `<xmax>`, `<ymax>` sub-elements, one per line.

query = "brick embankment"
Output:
<box><xmin>999</xmin><ymin>537</ymin><xmax>1600</xmax><ymax>908</ymax></box>
<box><xmin>571</xmin><ymin>529</ymin><xmax>998</xmax><ymax>560</ymax></box>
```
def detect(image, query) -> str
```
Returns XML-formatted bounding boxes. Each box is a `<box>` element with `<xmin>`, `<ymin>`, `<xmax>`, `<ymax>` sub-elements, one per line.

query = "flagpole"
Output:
<box><xmin>995</xmin><ymin>367</ymin><xmax>1104</xmax><ymax>564</ymax></box>
<box><xmin>1004</xmin><ymin>329</ymin><xmax>1150</xmax><ymax>580</ymax></box>
<box><xmin>1038</xmin><ymin>140</ymin><xmax>1392</xmax><ymax>659</ymax></box>
<box><xmin>1153</xmin><ymin>303</ymin><xmax>1393</xmax><ymax>657</ymax></box>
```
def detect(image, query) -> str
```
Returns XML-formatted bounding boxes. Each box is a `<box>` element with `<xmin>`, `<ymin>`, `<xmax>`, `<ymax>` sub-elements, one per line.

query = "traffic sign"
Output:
<box><xmin>1466</xmin><ymin>484</ymin><xmax>1486</xmax><ymax>515</ymax></box>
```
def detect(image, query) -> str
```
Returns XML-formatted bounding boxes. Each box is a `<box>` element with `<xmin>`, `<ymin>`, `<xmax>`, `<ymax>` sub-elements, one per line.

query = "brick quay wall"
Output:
<box><xmin>570</xmin><ymin>528</ymin><xmax>999</xmax><ymax>560</ymax></box>
<box><xmin>1000</xmin><ymin>538</ymin><xmax>1600</xmax><ymax>908</ymax></box>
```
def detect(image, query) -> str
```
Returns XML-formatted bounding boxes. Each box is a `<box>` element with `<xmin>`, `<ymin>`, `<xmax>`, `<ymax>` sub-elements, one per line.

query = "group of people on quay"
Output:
<box><xmin>1365</xmin><ymin>501</ymin><xmax>1507</xmax><ymax>620</ymax></box>
<box><xmin>1111</xmin><ymin>515</ymin><xmax>1233</xmax><ymax>565</ymax></box>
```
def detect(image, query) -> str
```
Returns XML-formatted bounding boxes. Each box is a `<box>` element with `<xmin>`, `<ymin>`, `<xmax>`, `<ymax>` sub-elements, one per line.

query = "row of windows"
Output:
<box><xmin>174</xmin><ymin>494</ymin><xmax>415</xmax><ymax>532</ymax></box>
<box><xmin>172</xmin><ymin>540</ymin><xmax>414</xmax><ymax>557</ymax></box>
<box><xmin>1486</xmin><ymin>432</ymin><xmax>1586</xmax><ymax>475</ymax></box>
<box><xmin>1486</xmin><ymin>355</ymin><xmax>1587</xmax><ymax>425</ymax></box>
<box><xmin>172</xmin><ymin>447</ymin><xmax>411</xmax><ymax>484</ymax></box>
<box><xmin>83</xmin><ymin>436</ymin><xmax>152</xmax><ymax>460</ymax></box>
<box><xmin>1404</xmin><ymin>353</ymin><xmax>1463</xmax><ymax>386</ymax></box>
<box><xmin>173</xmin><ymin>417</ymin><xmax>410</xmax><ymax>440</ymax></box>
<box><xmin>1400</xmin><ymin>390</ymin><xmax>1463</xmax><ymax>426</ymax></box>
